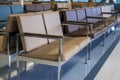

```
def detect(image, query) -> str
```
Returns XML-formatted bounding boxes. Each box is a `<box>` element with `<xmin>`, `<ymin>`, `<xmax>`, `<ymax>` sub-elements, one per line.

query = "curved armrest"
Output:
<box><xmin>18</xmin><ymin>33</ymin><xmax>63</xmax><ymax>39</ymax></box>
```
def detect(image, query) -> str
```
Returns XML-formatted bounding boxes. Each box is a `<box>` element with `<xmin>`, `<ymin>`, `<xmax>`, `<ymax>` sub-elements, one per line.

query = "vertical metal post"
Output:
<box><xmin>85</xmin><ymin>50</ymin><xmax>87</xmax><ymax>64</ymax></box>
<box><xmin>58</xmin><ymin>38</ymin><xmax>62</xmax><ymax>80</ymax></box>
<box><xmin>87</xmin><ymin>25</ymin><xmax>90</xmax><ymax>37</ymax></box>
<box><xmin>102</xmin><ymin>33</ymin><xmax>105</xmax><ymax>46</ymax></box>
<box><xmin>16</xmin><ymin>34</ymin><xmax>20</xmax><ymax>80</ymax></box>
<box><xmin>102</xmin><ymin>16</ymin><xmax>106</xmax><ymax>47</ymax></box>
<box><xmin>17</xmin><ymin>59</ymin><xmax>20</xmax><ymax>80</ymax></box>
<box><xmin>88</xmin><ymin>42</ymin><xmax>91</xmax><ymax>60</ymax></box>
<box><xmin>7</xmin><ymin>33</ymin><xmax>11</xmax><ymax>80</ymax></box>
<box><xmin>8</xmin><ymin>56</ymin><xmax>11</xmax><ymax>80</ymax></box>
<box><xmin>90</xmin><ymin>24</ymin><xmax>93</xmax><ymax>38</ymax></box>
<box><xmin>114</xmin><ymin>20</ymin><xmax>118</xmax><ymax>35</ymax></box>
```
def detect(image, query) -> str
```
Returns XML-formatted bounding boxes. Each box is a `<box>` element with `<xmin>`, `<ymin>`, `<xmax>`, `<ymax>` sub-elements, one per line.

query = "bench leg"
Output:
<box><xmin>58</xmin><ymin>65</ymin><xmax>61</xmax><ymax>80</ymax></box>
<box><xmin>24</xmin><ymin>61</ymin><xmax>27</xmax><ymax>71</ymax></box>
<box><xmin>101</xmin><ymin>33</ymin><xmax>106</xmax><ymax>46</ymax></box>
<box><xmin>85</xmin><ymin>44</ymin><xmax>89</xmax><ymax>64</ymax></box>
<box><xmin>17</xmin><ymin>59</ymin><xmax>20</xmax><ymax>80</ymax></box>
<box><xmin>8</xmin><ymin>55</ymin><xmax>11</xmax><ymax>80</ymax></box>
<box><xmin>103</xmin><ymin>33</ymin><xmax>106</xmax><ymax>46</ymax></box>
<box><xmin>58</xmin><ymin>38</ymin><xmax>62</xmax><ymax>80</ymax></box>
<box><xmin>114</xmin><ymin>21</ymin><xmax>118</xmax><ymax>35</ymax></box>
<box><xmin>88</xmin><ymin>43</ymin><xmax>91</xmax><ymax>60</ymax></box>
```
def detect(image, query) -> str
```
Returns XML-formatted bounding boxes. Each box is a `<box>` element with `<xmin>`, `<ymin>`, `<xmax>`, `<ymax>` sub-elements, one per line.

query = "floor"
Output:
<box><xmin>94</xmin><ymin>38</ymin><xmax>120</xmax><ymax>80</ymax></box>
<box><xmin>0</xmin><ymin>25</ymin><xmax>120</xmax><ymax>80</ymax></box>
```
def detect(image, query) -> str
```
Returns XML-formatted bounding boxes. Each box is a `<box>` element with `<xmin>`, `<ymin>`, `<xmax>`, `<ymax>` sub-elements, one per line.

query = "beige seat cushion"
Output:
<box><xmin>20</xmin><ymin>43</ymin><xmax>80</xmax><ymax>61</ymax></box>
<box><xmin>50</xmin><ymin>37</ymin><xmax>90</xmax><ymax>49</ymax></box>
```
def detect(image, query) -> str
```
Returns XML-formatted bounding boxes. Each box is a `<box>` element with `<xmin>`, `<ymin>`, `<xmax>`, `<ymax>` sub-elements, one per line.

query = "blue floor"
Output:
<box><xmin>0</xmin><ymin>26</ymin><xmax>120</xmax><ymax>80</ymax></box>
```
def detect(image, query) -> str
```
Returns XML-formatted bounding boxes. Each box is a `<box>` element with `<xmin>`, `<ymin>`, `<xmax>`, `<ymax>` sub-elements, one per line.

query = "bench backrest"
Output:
<box><xmin>95</xmin><ymin>6</ymin><xmax>102</xmax><ymax>16</ymax></box>
<box><xmin>17</xmin><ymin>14</ymin><xmax>48</xmax><ymax>52</ymax></box>
<box><xmin>110</xmin><ymin>4</ymin><xmax>115</xmax><ymax>11</ymax></box>
<box><xmin>43</xmin><ymin>11</ymin><xmax>63</xmax><ymax>42</ymax></box>
<box><xmin>101</xmin><ymin>5</ymin><xmax>112</xmax><ymax>17</ymax></box>
<box><xmin>85</xmin><ymin>7</ymin><xmax>100</xmax><ymax>23</ymax></box>
<box><xmin>35</xmin><ymin>4</ymin><xmax>44</xmax><ymax>12</ymax></box>
<box><xmin>10</xmin><ymin>5</ymin><xmax>24</xmax><ymax>14</ymax></box>
<box><xmin>85</xmin><ymin>7</ymin><xmax>93</xmax><ymax>17</ymax></box>
<box><xmin>76</xmin><ymin>8</ymin><xmax>86</xmax><ymax>21</ymax></box>
<box><xmin>24</xmin><ymin>4</ymin><xmax>36</xmax><ymax>12</ymax></box>
<box><xmin>63</xmin><ymin>9</ymin><xmax>79</xmax><ymax>33</ymax></box>
<box><xmin>42</xmin><ymin>4</ymin><xmax>51</xmax><ymax>11</ymax></box>
<box><xmin>76</xmin><ymin>8</ymin><xmax>88</xmax><ymax>28</ymax></box>
<box><xmin>2</xmin><ymin>14</ymin><xmax>24</xmax><ymax>52</ymax></box>
<box><xmin>0</xmin><ymin>5</ymin><xmax>11</xmax><ymax>21</ymax></box>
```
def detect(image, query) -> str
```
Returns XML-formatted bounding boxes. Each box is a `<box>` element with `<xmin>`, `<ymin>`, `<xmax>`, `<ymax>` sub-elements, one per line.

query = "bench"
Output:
<box><xmin>0</xmin><ymin>14</ymin><xmax>24</xmax><ymax>79</ymax></box>
<box><xmin>61</xmin><ymin>6</ymin><xmax>117</xmax><ymax>59</ymax></box>
<box><xmin>24</xmin><ymin>4</ymin><xmax>51</xmax><ymax>12</ymax></box>
<box><xmin>0</xmin><ymin>5</ymin><xmax>11</xmax><ymax>29</ymax></box>
<box><xmin>0</xmin><ymin>5</ymin><xmax>24</xmax><ymax>29</ymax></box>
<box><xmin>16</xmin><ymin>11</ymin><xmax>90</xmax><ymax>80</ymax></box>
<box><xmin>10</xmin><ymin>5</ymin><xmax>24</xmax><ymax>14</ymax></box>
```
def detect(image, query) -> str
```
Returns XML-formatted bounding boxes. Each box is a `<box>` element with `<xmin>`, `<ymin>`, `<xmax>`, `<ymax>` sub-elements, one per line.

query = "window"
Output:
<box><xmin>37</xmin><ymin>0</ymin><xmax>50</xmax><ymax>1</ymax></box>
<box><xmin>55</xmin><ymin>0</ymin><xmax>68</xmax><ymax>2</ymax></box>
<box><xmin>93</xmin><ymin>0</ymin><xmax>101</xmax><ymax>2</ymax></box>
<box><xmin>72</xmin><ymin>0</ymin><xmax>88</xmax><ymax>2</ymax></box>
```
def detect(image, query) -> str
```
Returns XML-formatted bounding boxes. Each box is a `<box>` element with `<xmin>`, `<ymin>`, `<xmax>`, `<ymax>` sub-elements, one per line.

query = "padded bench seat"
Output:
<box><xmin>20</xmin><ymin>42</ymin><xmax>80</xmax><ymax>61</ymax></box>
<box><xmin>16</xmin><ymin>11</ymin><xmax>90</xmax><ymax>80</ymax></box>
<box><xmin>50</xmin><ymin>37</ymin><xmax>90</xmax><ymax>50</ymax></box>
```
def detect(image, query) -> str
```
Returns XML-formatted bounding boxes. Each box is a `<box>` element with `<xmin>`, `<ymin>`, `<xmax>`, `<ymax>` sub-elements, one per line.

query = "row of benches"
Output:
<box><xmin>0</xmin><ymin>4</ymin><xmax>52</xmax><ymax>29</ymax></box>
<box><xmin>61</xmin><ymin>5</ymin><xmax>117</xmax><ymax>39</ymax></box>
<box><xmin>0</xmin><ymin>5</ymin><xmax>24</xmax><ymax>29</ymax></box>
<box><xmin>0</xmin><ymin>4</ymin><xmax>119</xmax><ymax>80</ymax></box>
<box><xmin>0</xmin><ymin>11</ymin><xmax>90</xmax><ymax>80</ymax></box>
<box><xmin>24</xmin><ymin>3</ymin><xmax>51</xmax><ymax>12</ymax></box>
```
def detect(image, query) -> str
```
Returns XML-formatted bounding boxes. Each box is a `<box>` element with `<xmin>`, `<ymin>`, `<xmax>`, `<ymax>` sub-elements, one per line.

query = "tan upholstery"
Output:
<box><xmin>0</xmin><ymin>14</ymin><xmax>23</xmax><ymax>53</ymax></box>
<box><xmin>2</xmin><ymin>14</ymin><xmax>24</xmax><ymax>52</ymax></box>
<box><xmin>17</xmin><ymin>14</ymin><xmax>48</xmax><ymax>52</ymax></box>
<box><xmin>43</xmin><ymin>11</ymin><xmax>90</xmax><ymax>48</ymax></box>
<box><xmin>51</xmin><ymin>37</ymin><xmax>90</xmax><ymax>49</ymax></box>
<box><xmin>5</xmin><ymin>14</ymin><xmax>24</xmax><ymax>32</ymax></box>
<box><xmin>20</xmin><ymin>43</ymin><xmax>79</xmax><ymax>61</ymax></box>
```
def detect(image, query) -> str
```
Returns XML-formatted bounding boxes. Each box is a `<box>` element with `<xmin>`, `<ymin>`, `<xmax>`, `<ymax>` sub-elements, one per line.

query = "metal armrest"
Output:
<box><xmin>102</xmin><ymin>12</ymin><xmax>116</xmax><ymax>14</ymax></box>
<box><xmin>17</xmin><ymin>33</ymin><xmax>63</xmax><ymax>57</ymax></box>
<box><xmin>18</xmin><ymin>33</ymin><xmax>63</xmax><ymax>39</ymax></box>
<box><xmin>62</xmin><ymin>21</ymin><xmax>91</xmax><ymax>37</ymax></box>
<box><xmin>62</xmin><ymin>21</ymin><xmax>93</xmax><ymax>26</ymax></box>
<box><xmin>87</xmin><ymin>16</ymin><xmax>107</xmax><ymax>19</ymax></box>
